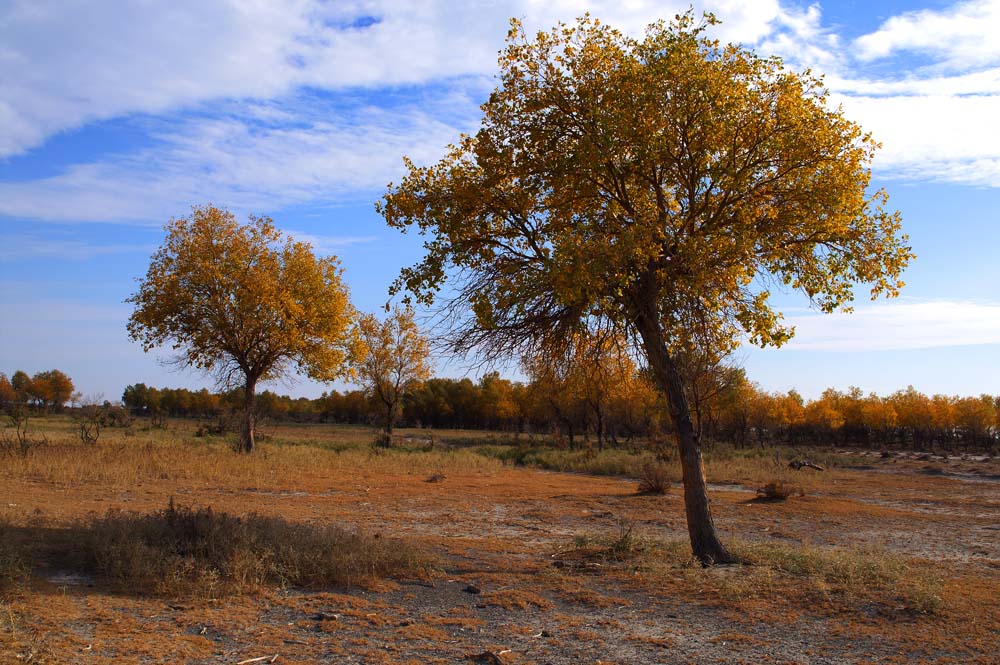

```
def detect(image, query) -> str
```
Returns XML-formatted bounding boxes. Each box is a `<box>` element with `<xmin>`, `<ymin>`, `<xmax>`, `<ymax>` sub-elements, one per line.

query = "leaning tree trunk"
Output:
<box><xmin>239</xmin><ymin>379</ymin><xmax>257</xmax><ymax>454</ymax></box>
<box><xmin>634</xmin><ymin>308</ymin><xmax>735</xmax><ymax>565</ymax></box>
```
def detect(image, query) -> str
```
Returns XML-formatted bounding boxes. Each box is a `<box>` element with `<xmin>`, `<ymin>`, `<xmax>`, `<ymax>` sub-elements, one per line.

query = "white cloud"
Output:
<box><xmin>0</xmin><ymin>96</ymin><xmax>475</xmax><ymax>223</ymax></box>
<box><xmin>0</xmin><ymin>233</ymin><xmax>153</xmax><ymax>261</ymax></box>
<box><xmin>754</xmin><ymin>3</ymin><xmax>843</xmax><ymax>73</ymax></box>
<box><xmin>283</xmin><ymin>230</ymin><xmax>378</xmax><ymax>254</ymax></box>
<box><xmin>0</xmin><ymin>0</ymin><xmax>786</xmax><ymax>160</ymax></box>
<box><xmin>831</xmin><ymin>92</ymin><xmax>1000</xmax><ymax>186</ymax></box>
<box><xmin>781</xmin><ymin>300</ymin><xmax>1000</xmax><ymax>351</ymax></box>
<box><xmin>853</xmin><ymin>0</ymin><xmax>1000</xmax><ymax>68</ymax></box>
<box><xmin>830</xmin><ymin>67</ymin><xmax>1000</xmax><ymax>96</ymax></box>
<box><xmin>3</xmin><ymin>0</ymin><xmax>1000</xmax><ymax>222</ymax></box>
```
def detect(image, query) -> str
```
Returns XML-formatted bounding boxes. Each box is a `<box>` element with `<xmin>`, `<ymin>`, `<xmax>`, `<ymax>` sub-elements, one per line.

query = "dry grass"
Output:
<box><xmin>731</xmin><ymin>541</ymin><xmax>944</xmax><ymax>615</ymax></box>
<box><xmin>0</xmin><ymin>603</ymin><xmax>53</xmax><ymax>664</ymax></box>
<box><xmin>474</xmin><ymin>441</ymin><xmax>856</xmax><ymax>491</ymax></box>
<box><xmin>81</xmin><ymin>499</ymin><xmax>434</xmax><ymax>597</ymax></box>
<box><xmin>0</xmin><ymin>417</ymin><xmax>503</xmax><ymax>489</ymax></box>
<box><xmin>754</xmin><ymin>480</ymin><xmax>803</xmax><ymax>501</ymax></box>
<box><xmin>476</xmin><ymin>445</ymin><xmax>650</xmax><ymax>478</ymax></box>
<box><xmin>551</xmin><ymin>516</ymin><xmax>945</xmax><ymax>618</ymax></box>
<box><xmin>636</xmin><ymin>460</ymin><xmax>671</xmax><ymax>495</ymax></box>
<box><xmin>2</xmin><ymin>415</ymin><xmax>994</xmax><ymax>662</ymax></box>
<box><xmin>634</xmin><ymin>537</ymin><xmax>944</xmax><ymax>617</ymax></box>
<box><xmin>7</xmin><ymin>417</ymin><xmax>853</xmax><ymax>494</ymax></box>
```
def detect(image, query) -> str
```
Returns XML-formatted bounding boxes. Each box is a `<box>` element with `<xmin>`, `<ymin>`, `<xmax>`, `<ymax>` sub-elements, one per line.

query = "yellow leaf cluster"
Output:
<box><xmin>379</xmin><ymin>11</ymin><xmax>913</xmax><ymax>359</ymax></box>
<box><xmin>127</xmin><ymin>205</ymin><xmax>358</xmax><ymax>388</ymax></box>
<box><xmin>354</xmin><ymin>304</ymin><xmax>432</xmax><ymax>433</ymax></box>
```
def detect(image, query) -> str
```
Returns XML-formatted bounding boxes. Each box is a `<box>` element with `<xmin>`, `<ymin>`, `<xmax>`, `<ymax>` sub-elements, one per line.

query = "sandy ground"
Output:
<box><xmin>2</xmin><ymin>449</ymin><xmax>998</xmax><ymax>664</ymax></box>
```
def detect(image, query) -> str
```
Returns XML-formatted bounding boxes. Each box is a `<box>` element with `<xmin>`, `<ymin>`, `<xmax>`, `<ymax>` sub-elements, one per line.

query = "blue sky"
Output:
<box><xmin>1</xmin><ymin>0</ymin><xmax>998</xmax><ymax>402</ymax></box>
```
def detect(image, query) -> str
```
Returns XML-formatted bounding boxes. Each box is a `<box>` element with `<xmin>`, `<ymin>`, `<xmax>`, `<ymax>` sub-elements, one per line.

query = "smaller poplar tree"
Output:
<box><xmin>354</xmin><ymin>305</ymin><xmax>431</xmax><ymax>443</ymax></box>
<box><xmin>127</xmin><ymin>205</ymin><xmax>358</xmax><ymax>453</ymax></box>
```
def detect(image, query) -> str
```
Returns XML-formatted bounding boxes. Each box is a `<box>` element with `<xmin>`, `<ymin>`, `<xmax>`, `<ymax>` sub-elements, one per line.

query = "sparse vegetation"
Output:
<box><xmin>558</xmin><ymin>518</ymin><xmax>648</xmax><ymax>567</ymax></box>
<box><xmin>723</xmin><ymin>541</ymin><xmax>945</xmax><ymax>616</ymax></box>
<box><xmin>74</xmin><ymin>405</ymin><xmax>103</xmax><ymax>445</ymax></box>
<box><xmin>636</xmin><ymin>460</ymin><xmax>671</xmax><ymax>495</ymax></box>
<box><xmin>0</xmin><ymin>414</ymin><xmax>994</xmax><ymax>662</ymax></box>
<box><xmin>0</xmin><ymin>406</ymin><xmax>45</xmax><ymax>458</ymax></box>
<box><xmin>755</xmin><ymin>480</ymin><xmax>802</xmax><ymax>501</ymax></box>
<box><xmin>83</xmin><ymin>499</ymin><xmax>433</xmax><ymax>597</ymax></box>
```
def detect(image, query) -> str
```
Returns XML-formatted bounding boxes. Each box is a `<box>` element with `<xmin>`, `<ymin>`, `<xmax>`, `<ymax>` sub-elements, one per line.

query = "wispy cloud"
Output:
<box><xmin>830</xmin><ymin>68</ymin><xmax>1000</xmax><ymax>96</ymax></box>
<box><xmin>0</xmin><ymin>1</ymin><xmax>786</xmax><ymax>160</ymax></box>
<box><xmin>755</xmin><ymin>3</ymin><xmax>843</xmax><ymax>73</ymax></box>
<box><xmin>781</xmin><ymin>300</ymin><xmax>1000</xmax><ymax>352</ymax></box>
<box><xmin>283</xmin><ymin>230</ymin><xmax>378</xmax><ymax>254</ymax></box>
<box><xmin>0</xmin><ymin>233</ymin><xmax>153</xmax><ymax>261</ymax></box>
<box><xmin>2</xmin><ymin>0</ymin><xmax>1000</xmax><ymax>228</ymax></box>
<box><xmin>853</xmin><ymin>0</ymin><xmax>1000</xmax><ymax>68</ymax></box>
<box><xmin>762</xmin><ymin>1</ymin><xmax>1000</xmax><ymax>188</ymax></box>
<box><xmin>832</xmin><ymin>92</ymin><xmax>1000</xmax><ymax>186</ymax></box>
<box><xmin>0</xmin><ymin>94</ymin><xmax>477</xmax><ymax>223</ymax></box>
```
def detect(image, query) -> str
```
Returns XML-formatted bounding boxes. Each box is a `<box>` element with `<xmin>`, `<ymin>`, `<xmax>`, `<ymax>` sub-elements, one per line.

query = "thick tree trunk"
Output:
<box><xmin>240</xmin><ymin>379</ymin><xmax>257</xmax><ymax>454</ymax></box>
<box><xmin>634</xmin><ymin>308</ymin><xmax>735</xmax><ymax>565</ymax></box>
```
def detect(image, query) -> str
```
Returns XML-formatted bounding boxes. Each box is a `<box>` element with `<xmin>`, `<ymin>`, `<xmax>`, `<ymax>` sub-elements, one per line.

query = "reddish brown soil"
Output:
<box><xmin>2</xmin><ymin>449</ymin><xmax>998</xmax><ymax>664</ymax></box>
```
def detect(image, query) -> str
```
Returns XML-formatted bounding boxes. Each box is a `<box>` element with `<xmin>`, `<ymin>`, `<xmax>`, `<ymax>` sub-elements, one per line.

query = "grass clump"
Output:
<box><xmin>720</xmin><ymin>541</ymin><xmax>943</xmax><ymax>616</ymax></box>
<box><xmin>475</xmin><ymin>445</ymin><xmax>653</xmax><ymax>478</ymax></box>
<box><xmin>557</xmin><ymin>518</ymin><xmax>647</xmax><ymax>567</ymax></box>
<box><xmin>84</xmin><ymin>499</ymin><xmax>433</xmax><ymax>597</ymax></box>
<box><xmin>636</xmin><ymin>460</ymin><xmax>671</xmax><ymax>495</ymax></box>
<box><xmin>754</xmin><ymin>480</ymin><xmax>802</xmax><ymax>501</ymax></box>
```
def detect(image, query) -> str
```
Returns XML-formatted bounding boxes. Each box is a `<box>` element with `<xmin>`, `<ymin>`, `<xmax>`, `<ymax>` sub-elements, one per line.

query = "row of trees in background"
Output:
<box><xmin>119</xmin><ymin>371</ymin><xmax>999</xmax><ymax>452</ymax></box>
<box><xmin>0</xmin><ymin>369</ymin><xmax>75</xmax><ymax>411</ymax></box>
<box><xmin>7</xmin><ymin>363</ymin><xmax>991</xmax><ymax>453</ymax></box>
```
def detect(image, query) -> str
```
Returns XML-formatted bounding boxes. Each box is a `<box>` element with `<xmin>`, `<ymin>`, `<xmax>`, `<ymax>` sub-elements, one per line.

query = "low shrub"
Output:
<box><xmin>371</xmin><ymin>431</ymin><xmax>393</xmax><ymax>449</ymax></box>
<box><xmin>558</xmin><ymin>518</ymin><xmax>646</xmax><ymax>566</ymax></box>
<box><xmin>755</xmin><ymin>480</ymin><xmax>802</xmax><ymax>501</ymax></box>
<box><xmin>1</xmin><ymin>407</ymin><xmax>46</xmax><ymax>458</ymax></box>
<box><xmin>636</xmin><ymin>460</ymin><xmax>671</xmax><ymax>495</ymax></box>
<box><xmin>83</xmin><ymin>499</ymin><xmax>433</xmax><ymax>597</ymax></box>
<box><xmin>74</xmin><ymin>406</ymin><xmax>102</xmax><ymax>445</ymax></box>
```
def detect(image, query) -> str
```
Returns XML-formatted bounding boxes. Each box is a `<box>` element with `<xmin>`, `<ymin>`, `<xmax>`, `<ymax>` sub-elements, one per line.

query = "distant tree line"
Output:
<box><xmin>121</xmin><ymin>371</ymin><xmax>999</xmax><ymax>453</ymax></box>
<box><xmin>1</xmin><ymin>367</ymin><xmax>995</xmax><ymax>453</ymax></box>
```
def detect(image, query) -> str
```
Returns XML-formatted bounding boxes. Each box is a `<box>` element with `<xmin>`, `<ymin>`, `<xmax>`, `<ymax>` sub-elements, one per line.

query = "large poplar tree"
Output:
<box><xmin>377</xmin><ymin>13</ymin><xmax>912</xmax><ymax>563</ymax></box>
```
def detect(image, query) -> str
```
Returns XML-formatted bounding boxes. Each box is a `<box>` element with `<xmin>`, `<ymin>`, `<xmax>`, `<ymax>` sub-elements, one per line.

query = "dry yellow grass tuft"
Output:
<box><xmin>77</xmin><ymin>499</ymin><xmax>433</xmax><ymax>597</ymax></box>
<box><xmin>635</xmin><ymin>537</ymin><xmax>945</xmax><ymax>617</ymax></box>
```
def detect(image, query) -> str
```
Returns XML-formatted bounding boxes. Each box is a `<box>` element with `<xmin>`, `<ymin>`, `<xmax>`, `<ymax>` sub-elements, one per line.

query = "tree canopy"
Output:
<box><xmin>27</xmin><ymin>369</ymin><xmax>75</xmax><ymax>410</ymax></box>
<box><xmin>378</xmin><ymin>13</ymin><xmax>912</xmax><ymax>563</ymax></box>
<box><xmin>127</xmin><ymin>205</ymin><xmax>358</xmax><ymax>452</ymax></box>
<box><xmin>354</xmin><ymin>304</ymin><xmax>432</xmax><ymax>441</ymax></box>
